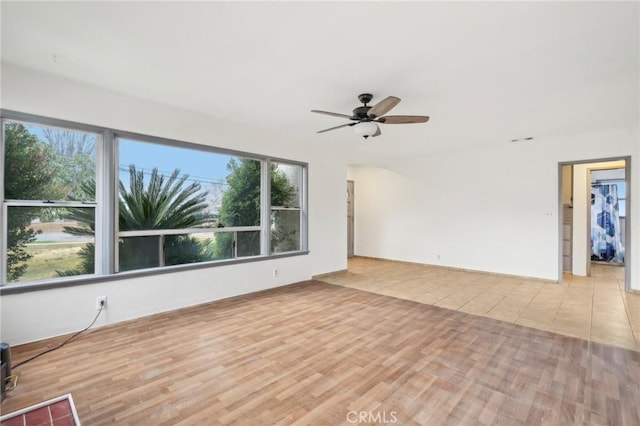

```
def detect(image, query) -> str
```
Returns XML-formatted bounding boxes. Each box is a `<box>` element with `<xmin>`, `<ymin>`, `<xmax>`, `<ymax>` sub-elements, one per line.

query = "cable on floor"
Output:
<box><xmin>11</xmin><ymin>304</ymin><xmax>104</xmax><ymax>371</ymax></box>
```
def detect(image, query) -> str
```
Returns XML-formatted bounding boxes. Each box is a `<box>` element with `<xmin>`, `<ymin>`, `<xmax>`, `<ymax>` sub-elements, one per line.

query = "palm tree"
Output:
<box><xmin>119</xmin><ymin>165</ymin><xmax>211</xmax><ymax>230</ymax></box>
<box><xmin>59</xmin><ymin>165</ymin><xmax>213</xmax><ymax>275</ymax></box>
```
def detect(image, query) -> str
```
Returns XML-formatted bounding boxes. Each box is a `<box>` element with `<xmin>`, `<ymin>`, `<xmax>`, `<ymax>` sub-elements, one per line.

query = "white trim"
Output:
<box><xmin>4</xmin><ymin>200</ymin><xmax>96</xmax><ymax>207</ymax></box>
<box><xmin>118</xmin><ymin>226</ymin><xmax>260</xmax><ymax>237</ymax></box>
<box><xmin>270</xmin><ymin>206</ymin><xmax>302</xmax><ymax>211</ymax></box>
<box><xmin>261</xmin><ymin>159</ymin><xmax>270</xmax><ymax>256</ymax></box>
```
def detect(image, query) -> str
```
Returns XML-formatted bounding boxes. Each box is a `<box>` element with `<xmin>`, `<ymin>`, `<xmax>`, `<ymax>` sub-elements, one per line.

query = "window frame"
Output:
<box><xmin>1</xmin><ymin>116</ymin><xmax>106</xmax><ymax>283</ymax></box>
<box><xmin>0</xmin><ymin>110</ymin><xmax>308</xmax><ymax>294</ymax></box>
<box><xmin>269</xmin><ymin>161</ymin><xmax>305</xmax><ymax>255</ymax></box>
<box><xmin>113</xmin><ymin>133</ymin><xmax>268</xmax><ymax>271</ymax></box>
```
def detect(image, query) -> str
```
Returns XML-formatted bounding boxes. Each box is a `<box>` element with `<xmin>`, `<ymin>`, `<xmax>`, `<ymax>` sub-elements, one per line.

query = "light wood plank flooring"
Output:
<box><xmin>2</xmin><ymin>279</ymin><xmax>639</xmax><ymax>425</ymax></box>
<box><xmin>321</xmin><ymin>257</ymin><xmax>640</xmax><ymax>352</ymax></box>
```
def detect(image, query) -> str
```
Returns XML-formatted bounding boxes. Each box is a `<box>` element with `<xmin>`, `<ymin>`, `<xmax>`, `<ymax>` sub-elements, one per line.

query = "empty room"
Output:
<box><xmin>0</xmin><ymin>1</ymin><xmax>638</xmax><ymax>425</ymax></box>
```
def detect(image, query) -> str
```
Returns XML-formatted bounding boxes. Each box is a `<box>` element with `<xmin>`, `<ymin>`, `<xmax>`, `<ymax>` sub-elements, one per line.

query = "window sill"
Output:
<box><xmin>0</xmin><ymin>250</ymin><xmax>309</xmax><ymax>295</ymax></box>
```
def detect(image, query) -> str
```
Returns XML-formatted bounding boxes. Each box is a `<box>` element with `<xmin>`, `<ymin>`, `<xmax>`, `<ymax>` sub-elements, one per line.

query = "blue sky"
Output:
<box><xmin>118</xmin><ymin>139</ymin><xmax>233</xmax><ymax>188</ymax></box>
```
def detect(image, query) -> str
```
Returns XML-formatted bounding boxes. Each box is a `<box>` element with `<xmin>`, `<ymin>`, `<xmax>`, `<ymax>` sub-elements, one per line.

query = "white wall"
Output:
<box><xmin>348</xmin><ymin>125</ymin><xmax>639</xmax><ymax>290</ymax></box>
<box><xmin>0</xmin><ymin>64</ymin><xmax>347</xmax><ymax>344</ymax></box>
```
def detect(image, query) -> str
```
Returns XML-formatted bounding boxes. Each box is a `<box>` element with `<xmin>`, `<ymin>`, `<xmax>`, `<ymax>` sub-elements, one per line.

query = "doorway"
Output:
<box><xmin>558</xmin><ymin>157</ymin><xmax>631</xmax><ymax>292</ymax></box>
<box><xmin>590</xmin><ymin>168</ymin><xmax>626</xmax><ymax>265</ymax></box>
<box><xmin>347</xmin><ymin>180</ymin><xmax>354</xmax><ymax>257</ymax></box>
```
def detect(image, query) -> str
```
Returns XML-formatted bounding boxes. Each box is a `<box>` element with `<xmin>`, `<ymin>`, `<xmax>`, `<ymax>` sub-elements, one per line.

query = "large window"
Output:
<box><xmin>116</xmin><ymin>138</ymin><xmax>263</xmax><ymax>272</ymax></box>
<box><xmin>1</xmin><ymin>112</ymin><xmax>308</xmax><ymax>288</ymax></box>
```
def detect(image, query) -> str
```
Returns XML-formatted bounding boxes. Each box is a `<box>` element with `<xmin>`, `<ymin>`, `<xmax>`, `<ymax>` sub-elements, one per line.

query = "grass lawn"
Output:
<box><xmin>14</xmin><ymin>242</ymin><xmax>87</xmax><ymax>282</ymax></box>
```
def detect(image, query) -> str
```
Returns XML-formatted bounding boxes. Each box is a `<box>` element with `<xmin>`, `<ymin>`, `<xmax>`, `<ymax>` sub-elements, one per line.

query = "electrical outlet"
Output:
<box><xmin>96</xmin><ymin>296</ymin><xmax>107</xmax><ymax>310</ymax></box>
<box><xmin>273</xmin><ymin>268</ymin><xmax>279</xmax><ymax>278</ymax></box>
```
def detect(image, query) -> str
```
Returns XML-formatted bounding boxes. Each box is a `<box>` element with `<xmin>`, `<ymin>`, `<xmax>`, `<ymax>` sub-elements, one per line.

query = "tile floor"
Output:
<box><xmin>0</xmin><ymin>395</ymin><xmax>78</xmax><ymax>426</ymax></box>
<box><xmin>320</xmin><ymin>257</ymin><xmax>640</xmax><ymax>351</ymax></box>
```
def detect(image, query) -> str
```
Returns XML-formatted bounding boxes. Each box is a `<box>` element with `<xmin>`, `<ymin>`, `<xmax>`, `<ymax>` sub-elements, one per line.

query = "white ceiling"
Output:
<box><xmin>1</xmin><ymin>1</ymin><xmax>638</xmax><ymax>164</ymax></box>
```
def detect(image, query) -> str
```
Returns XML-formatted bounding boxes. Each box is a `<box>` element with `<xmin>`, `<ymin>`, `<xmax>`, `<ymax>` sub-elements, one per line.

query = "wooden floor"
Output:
<box><xmin>2</xmin><ymin>280</ymin><xmax>639</xmax><ymax>425</ymax></box>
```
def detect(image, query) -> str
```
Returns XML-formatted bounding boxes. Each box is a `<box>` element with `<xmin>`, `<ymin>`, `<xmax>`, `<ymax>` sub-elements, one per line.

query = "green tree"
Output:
<box><xmin>41</xmin><ymin>128</ymin><xmax>96</xmax><ymax>201</ymax></box>
<box><xmin>215</xmin><ymin>159</ymin><xmax>296</xmax><ymax>258</ymax></box>
<box><xmin>3</xmin><ymin>123</ymin><xmax>63</xmax><ymax>281</ymax></box>
<box><xmin>218</xmin><ymin>159</ymin><xmax>262</xmax><ymax>227</ymax></box>
<box><xmin>59</xmin><ymin>165</ymin><xmax>214</xmax><ymax>274</ymax></box>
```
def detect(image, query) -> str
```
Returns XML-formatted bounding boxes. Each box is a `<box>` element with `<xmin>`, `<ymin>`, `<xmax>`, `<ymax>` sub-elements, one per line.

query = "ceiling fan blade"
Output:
<box><xmin>371</xmin><ymin>125</ymin><xmax>381</xmax><ymax>137</ymax></box>
<box><xmin>316</xmin><ymin>123</ymin><xmax>355</xmax><ymax>133</ymax></box>
<box><xmin>311</xmin><ymin>110</ymin><xmax>353</xmax><ymax>119</ymax></box>
<box><xmin>378</xmin><ymin>115</ymin><xmax>430</xmax><ymax>124</ymax></box>
<box><xmin>367</xmin><ymin>96</ymin><xmax>401</xmax><ymax>118</ymax></box>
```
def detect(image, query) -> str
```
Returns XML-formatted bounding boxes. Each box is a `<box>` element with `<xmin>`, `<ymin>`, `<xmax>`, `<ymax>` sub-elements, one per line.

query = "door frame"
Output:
<box><xmin>347</xmin><ymin>180</ymin><xmax>355</xmax><ymax>257</ymax></box>
<box><xmin>557</xmin><ymin>156</ymin><xmax>631</xmax><ymax>292</ymax></box>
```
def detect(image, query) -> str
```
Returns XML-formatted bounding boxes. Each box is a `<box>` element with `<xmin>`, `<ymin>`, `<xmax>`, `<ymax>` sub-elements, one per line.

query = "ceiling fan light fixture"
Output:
<box><xmin>353</xmin><ymin>121</ymin><xmax>378</xmax><ymax>138</ymax></box>
<box><xmin>312</xmin><ymin>94</ymin><xmax>429</xmax><ymax>137</ymax></box>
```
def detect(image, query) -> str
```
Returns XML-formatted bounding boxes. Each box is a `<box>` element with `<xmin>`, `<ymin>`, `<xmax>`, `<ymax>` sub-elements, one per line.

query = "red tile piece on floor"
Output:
<box><xmin>24</xmin><ymin>406</ymin><xmax>51</xmax><ymax>425</ymax></box>
<box><xmin>49</xmin><ymin>400</ymin><xmax>72</xmax><ymax>420</ymax></box>
<box><xmin>52</xmin><ymin>416</ymin><xmax>75</xmax><ymax>426</ymax></box>
<box><xmin>1</xmin><ymin>414</ymin><xmax>26</xmax><ymax>426</ymax></box>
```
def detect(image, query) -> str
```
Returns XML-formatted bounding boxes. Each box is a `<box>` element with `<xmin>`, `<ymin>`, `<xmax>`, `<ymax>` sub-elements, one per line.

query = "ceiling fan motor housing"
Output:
<box><xmin>352</xmin><ymin>106</ymin><xmax>372</xmax><ymax>120</ymax></box>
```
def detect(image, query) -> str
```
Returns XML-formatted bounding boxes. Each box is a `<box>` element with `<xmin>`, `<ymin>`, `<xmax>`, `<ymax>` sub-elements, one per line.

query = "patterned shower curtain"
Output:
<box><xmin>591</xmin><ymin>184</ymin><xmax>624</xmax><ymax>263</ymax></box>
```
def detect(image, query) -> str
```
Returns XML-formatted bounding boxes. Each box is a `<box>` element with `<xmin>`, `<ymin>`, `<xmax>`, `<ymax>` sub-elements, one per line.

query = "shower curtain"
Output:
<box><xmin>591</xmin><ymin>184</ymin><xmax>624</xmax><ymax>263</ymax></box>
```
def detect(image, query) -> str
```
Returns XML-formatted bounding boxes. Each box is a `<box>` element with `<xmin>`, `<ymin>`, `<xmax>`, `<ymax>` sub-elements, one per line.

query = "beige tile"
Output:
<box><xmin>590</xmin><ymin>326</ymin><xmax>634</xmax><ymax>342</ymax></box>
<box><xmin>435</xmin><ymin>298</ymin><xmax>468</xmax><ymax>310</ymax></box>
<box><xmin>321</xmin><ymin>257</ymin><xmax>638</xmax><ymax>351</ymax></box>
<box><xmin>519</xmin><ymin>308</ymin><xmax>555</xmax><ymax>321</ymax></box>
<box><xmin>515</xmin><ymin>316</ymin><xmax>553</xmax><ymax>331</ymax></box>
<box><xmin>591</xmin><ymin>334</ymin><xmax>637</xmax><ymax>351</ymax></box>
<box><xmin>551</xmin><ymin>322</ymin><xmax>591</xmax><ymax>340</ymax></box>
<box><xmin>486</xmin><ymin>305</ymin><xmax>522</xmax><ymax>322</ymax></box>
<box><xmin>458</xmin><ymin>303</ymin><xmax>494</xmax><ymax>316</ymax></box>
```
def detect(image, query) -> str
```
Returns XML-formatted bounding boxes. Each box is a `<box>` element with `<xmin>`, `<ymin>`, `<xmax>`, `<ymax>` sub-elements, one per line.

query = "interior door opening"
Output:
<box><xmin>590</xmin><ymin>168</ymin><xmax>626</xmax><ymax>265</ymax></box>
<box><xmin>558</xmin><ymin>157</ymin><xmax>631</xmax><ymax>292</ymax></box>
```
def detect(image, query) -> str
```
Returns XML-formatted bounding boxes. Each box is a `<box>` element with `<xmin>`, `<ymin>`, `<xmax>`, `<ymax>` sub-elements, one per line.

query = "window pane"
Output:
<box><xmin>209</xmin><ymin>233</ymin><xmax>235</xmax><ymax>261</ymax></box>
<box><xmin>6</xmin><ymin>207</ymin><xmax>95</xmax><ymax>282</ymax></box>
<box><xmin>271</xmin><ymin>162</ymin><xmax>301</xmax><ymax>208</ymax></box>
<box><xmin>119</xmin><ymin>236</ymin><xmax>161</xmax><ymax>271</ymax></box>
<box><xmin>118</xmin><ymin>231</ymin><xmax>261</xmax><ymax>271</ymax></box>
<box><xmin>617</xmin><ymin>182</ymin><xmax>626</xmax><ymax>197</ymax></box>
<box><xmin>218</xmin><ymin>159</ymin><xmax>262</xmax><ymax>227</ymax></box>
<box><xmin>237</xmin><ymin>231</ymin><xmax>261</xmax><ymax>257</ymax></box>
<box><xmin>619</xmin><ymin>200</ymin><xmax>626</xmax><ymax>218</ymax></box>
<box><xmin>118</xmin><ymin>139</ymin><xmax>260</xmax><ymax>229</ymax></box>
<box><xmin>271</xmin><ymin>210</ymin><xmax>300</xmax><ymax>253</ymax></box>
<box><xmin>201</xmin><ymin>231</ymin><xmax>261</xmax><ymax>260</ymax></box>
<box><xmin>165</xmin><ymin>233</ymin><xmax>217</xmax><ymax>266</ymax></box>
<box><xmin>205</xmin><ymin>231</ymin><xmax>260</xmax><ymax>259</ymax></box>
<box><xmin>4</xmin><ymin>121</ymin><xmax>97</xmax><ymax>201</ymax></box>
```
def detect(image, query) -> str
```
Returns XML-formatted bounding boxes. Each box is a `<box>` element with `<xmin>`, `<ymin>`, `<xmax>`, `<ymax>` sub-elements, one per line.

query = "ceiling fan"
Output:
<box><xmin>311</xmin><ymin>93</ymin><xmax>429</xmax><ymax>139</ymax></box>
